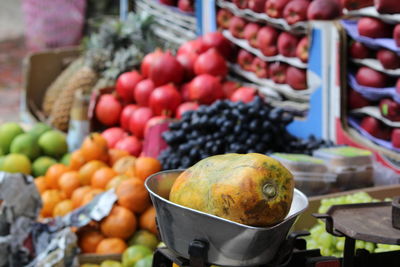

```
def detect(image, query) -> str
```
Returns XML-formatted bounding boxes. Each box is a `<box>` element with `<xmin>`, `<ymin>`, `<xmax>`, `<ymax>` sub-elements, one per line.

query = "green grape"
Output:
<box><xmin>389</xmin><ymin>245</ymin><xmax>400</xmax><ymax>251</ymax></box>
<box><xmin>318</xmin><ymin>232</ymin><xmax>333</xmax><ymax>247</ymax></box>
<box><xmin>321</xmin><ymin>248</ymin><xmax>332</xmax><ymax>256</ymax></box>
<box><xmin>355</xmin><ymin>240</ymin><xmax>365</xmax><ymax>249</ymax></box>
<box><xmin>307</xmin><ymin>239</ymin><xmax>318</xmax><ymax>250</ymax></box>
<box><xmin>336</xmin><ymin>239</ymin><xmax>345</xmax><ymax>251</ymax></box>
<box><xmin>365</xmin><ymin>242</ymin><xmax>375</xmax><ymax>253</ymax></box>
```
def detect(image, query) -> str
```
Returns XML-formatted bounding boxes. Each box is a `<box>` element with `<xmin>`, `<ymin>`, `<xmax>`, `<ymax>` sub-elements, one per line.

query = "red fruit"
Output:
<box><xmin>269</xmin><ymin>62</ymin><xmax>288</xmax><ymax>84</ymax></box>
<box><xmin>375</xmin><ymin>0</ymin><xmax>400</xmax><ymax>14</ymax></box>
<box><xmin>176</xmin><ymin>102</ymin><xmax>200</xmax><ymax>119</ymax></box>
<box><xmin>286</xmin><ymin>66</ymin><xmax>307</xmax><ymax>90</ymax></box>
<box><xmin>244</xmin><ymin>23</ymin><xmax>261</xmax><ymax>48</ymax></box>
<box><xmin>252</xmin><ymin>57</ymin><xmax>269</xmax><ymax>78</ymax></box>
<box><xmin>249</xmin><ymin>0</ymin><xmax>267</xmax><ymax>12</ymax></box>
<box><xmin>283</xmin><ymin>0</ymin><xmax>310</xmax><ymax>25</ymax></box>
<box><xmin>392</xmin><ymin>129</ymin><xmax>400</xmax><ymax>148</ymax></box>
<box><xmin>144</xmin><ymin>115</ymin><xmax>169</xmax><ymax>137</ymax></box>
<box><xmin>229</xmin><ymin>16</ymin><xmax>247</xmax><ymax>39</ymax></box>
<box><xmin>341</xmin><ymin>0</ymin><xmax>373</xmax><ymax>10</ymax></box>
<box><xmin>356</xmin><ymin>67</ymin><xmax>387</xmax><ymax>88</ymax></box>
<box><xmin>357</xmin><ymin>17</ymin><xmax>392</xmax><ymax>39</ymax></box>
<box><xmin>377</xmin><ymin>49</ymin><xmax>400</xmax><ymax>70</ymax></box>
<box><xmin>233</xmin><ymin>0</ymin><xmax>248</xmax><ymax>9</ymax></box>
<box><xmin>101</xmin><ymin>127</ymin><xmax>128</xmax><ymax>148</ymax></box>
<box><xmin>397</xmin><ymin>78</ymin><xmax>400</xmax><ymax>93</ymax></box>
<box><xmin>178</xmin><ymin>39</ymin><xmax>208</xmax><ymax>56</ymax></box>
<box><xmin>296</xmin><ymin>37</ymin><xmax>309</xmax><ymax>63</ymax></box>
<box><xmin>134</xmin><ymin>79</ymin><xmax>155</xmax><ymax>106</ymax></box>
<box><xmin>160</xmin><ymin>0</ymin><xmax>176</xmax><ymax>5</ymax></box>
<box><xmin>189</xmin><ymin>74</ymin><xmax>223</xmax><ymax>104</ymax></box>
<box><xmin>257</xmin><ymin>26</ymin><xmax>279</xmax><ymax>57</ymax></box>
<box><xmin>141</xmin><ymin>50</ymin><xmax>163</xmax><ymax>78</ymax></box>
<box><xmin>149</xmin><ymin>84</ymin><xmax>182</xmax><ymax>116</ymax></box>
<box><xmin>394</xmin><ymin>25</ymin><xmax>400</xmax><ymax>47</ymax></box>
<box><xmin>360</xmin><ymin>116</ymin><xmax>391</xmax><ymax>140</ymax></box>
<box><xmin>202</xmin><ymin>32</ymin><xmax>233</xmax><ymax>59</ymax></box>
<box><xmin>277</xmin><ymin>32</ymin><xmax>299</xmax><ymax>57</ymax></box>
<box><xmin>265</xmin><ymin>0</ymin><xmax>290</xmax><ymax>18</ymax></box>
<box><xmin>222</xmin><ymin>81</ymin><xmax>241</xmax><ymax>98</ymax></box>
<box><xmin>230</xmin><ymin>87</ymin><xmax>257</xmax><ymax>103</ymax></box>
<box><xmin>116</xmin><ymin>71</ymin><xmax>143</xmax><ymax>102</ymax></box>
<box><xmin>349</xmin><ymin>41</ymin><xmax>371</xmax><ymax>59</ymax></box>
<box><xmin>180</xmin><ymin>83</ymin><xmax>191</xmax><ymax>102</ymax></box>
<box><xmin>237</xmin><ymin>49</ymin><xmax>255</xmax><ymax>71</ymax></box>
<box><xmin>115</xmin><ymin>136</ymin><xmax>142</xmax><ymax>156</ymax></box>
<box><xmin>95</xmin><ymin>94</ymin><xmax>122</xmax><ymax>126</ymax></box>
<box><xmin>217</xmin><ymin>9</ymin><xmax>233</xmax><ymax>29</ymax></box>
<box><xmin>379</xmin><ymin>98</ymin><xmax>400</xmax><ymax>121</ymax></box>
<box><xmin>348</xmin><ymin>89</ymin><xmax>370</xmax><ymax>109</ymax></box>
<box><xmin>149</xmin><ymin>51</ymin><xmax>184</xmax><ymax>87</ymax></box>
<box><xmin>307</xmin><ymin>0</ymin><xmax>341</xmax><ymax>20</ymax></box>
<box><xmin>129</xmin><ymin>107</ymin><xmax>154</xmax><ymax>139</ymax></box>
<box><xmin>120</xmin><ymin>104</ymin><xmax>138</xmax><ymax>131</ymax></box>
<box><xmin>178</xmin><ymin>0</ymin><xmax>194</xmax><ymax>12</ymax></box>
<box><xmin>194</xmin><ymin>48</ymin><xmax>228</xmax><ymax>77</ymax></box>
<box><xmin>177</xmin><ymin>52</ymin><xmax>198</xmax><ymax>81</ymax></box>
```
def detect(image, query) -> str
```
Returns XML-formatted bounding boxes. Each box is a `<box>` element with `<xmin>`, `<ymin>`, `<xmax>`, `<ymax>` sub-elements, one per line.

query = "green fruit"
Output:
<box><xmin>0</xmin><ymin>123</ymin><xmax>24</xmax><ymax>154</ymax></box>
<box><xmin>2</xmin><ymin>153</ymin><xmax>31</xmax><ymax>174</ymax></box>
<box><xmin>10</xmin><ymin>133</ymin><xmax>41</xmax><ymax>160</ymax></box>
<box><xmin>60</xmin><ymin>153</ymin><xmax>71</xmax><ymax>166</ymax></box>
<box><xmin>134</xmin><ymin>255</ymin><xmax>153</xmax><ymax>267</ymax></box>
<box><xmin>28</xmin><ymin>123</ymin><xmax>52</xmax><ymax>139</ymax></box>
<box><xmin>122</xmin><ymin>245</ymin><xmax>152</xmax><ymax>267</ymax></box>
<box><xmin>0</xmin><ymin>156</ymin><xmax>6</xmax><ymax>171</ymax></box>
<box><xmin>32</xmin><ymin>156</ymin><xmax>57</xmax><ymax>177</ymax></box>
<box><xmin>38</xmin><ymin>130</ymin><xmax>68</xmax><ymax>158</ymax></box>
<box><xmin>128</xmin><ymin>230</ymin><xmax>158</xmax><ymax>251</ymax></box>
<box><xmin>100</xmin><ymin>260</ymin><xmax>122</xmax><ymax>267</ymax></box>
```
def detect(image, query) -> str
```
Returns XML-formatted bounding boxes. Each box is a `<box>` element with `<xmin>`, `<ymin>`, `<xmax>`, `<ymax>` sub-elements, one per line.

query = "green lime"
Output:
<box><xmin>10</xmin><ymin>133</ymin><xmax>41</xmax><ymax>160</ymax></box>
<box><xmin>122</xmin><ymin>245</ymin><xmax>152</xmax><ymax>267</ymax></box>
<box><xmin>128</xmin><ymin>230</ymin><xmax>158</xmax><ymax>251</ymax></box>
<box><xmin>28</xmin><ymin>123</ymin><xmax>52</xmax><ymax>140</ymax></box>
<box><xmin>134</xmin><ymin>255</ymin><xmax>153</xmax><ymax>267</ymax></box>
<box><xmin>38</xmin><ymin>130</ymin><xmax>68</xmax><ymax>158</ymax></box>
<box><xmin>2</xmin><ymin>153</ymin><xmax>31</xmax><ymax>174</ymax></box>
<box><xmin>0</xmin><ymin>122</ymin><xmax>24</xmax><ymax>154</ymax></box>
<box><xmin>32</xmin><ymin>156</ymin><xmax>57</xmax><ymax>177</ymax></box>
<box><xmin>60</xmin><ymin>153</ymin><xmax>71</xmax><ymax>166</ymax></box>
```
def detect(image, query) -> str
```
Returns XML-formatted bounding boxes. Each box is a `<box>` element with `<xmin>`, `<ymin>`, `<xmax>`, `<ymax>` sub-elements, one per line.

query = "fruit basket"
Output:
<box><xmin>145</xmin><ymin>170</ymin><xmax>309</xmax><ymax>266</ymax></box>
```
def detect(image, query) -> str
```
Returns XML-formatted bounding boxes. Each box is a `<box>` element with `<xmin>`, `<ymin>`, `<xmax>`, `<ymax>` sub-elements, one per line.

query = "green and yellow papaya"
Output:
<box><xmin>169</xmin><ymin>153</ymin><xmax>294</xmax><ymax>227</ymax></box>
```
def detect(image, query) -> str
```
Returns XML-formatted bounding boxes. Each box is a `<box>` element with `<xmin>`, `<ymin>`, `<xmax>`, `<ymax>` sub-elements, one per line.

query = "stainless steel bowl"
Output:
<box><xmin>145</xmin><ymin>170</ymin><xmax>308</xmax><ymax>266</ymax></box>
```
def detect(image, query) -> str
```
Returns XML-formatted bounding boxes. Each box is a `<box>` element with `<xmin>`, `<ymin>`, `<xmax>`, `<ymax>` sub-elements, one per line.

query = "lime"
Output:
<box><xmin>38</xmin><ymin>130</ymin><xmax>68</xmax><ymax>158</ymax></box>
<box><xmin>0</xmin><ymin>156</ymin><xmax>6</xmax><ymax>171</ymax></box>
<box><xmin>2</xmin><ymin>153</ymin><xmax>31</xmax><ymax>174</ymax></box>
<box><xmin>10</xmin><ymin>133</ymin><xmax>41</xmax><ymax>160</ymax></box>
<box><xmin>60</xmin><ymin>153</ymin><xmax>71</xmax><ymax>166</ymax></box>
<box><xmin>0</xmin><ymin>122</ymin><xmax>24</xmax><ymax>154</ymax></box>
<box><xmin>122</xmin><ymin>245</ymin><xmax>152</xmax><ymax>267</ymax></box>
<box><xmin>128</xmin><ymin>230</ymin><xmax>158</xmax><ymax>251</ymax></box>
<box><xmin>28</xmin><ymin>123</ymin><xmax>52</xmax><ymax>140</ymax></box>
<box><xmin>100</xmin><ymin>260</ymin><xmax>122</xmax><ymax>267</ymax></box>
<box><xmin>134</xmin><ymin>255</ymin><xmax>153</xmax><ymax>267</ymax></box>
<box><xmin>32</xmin><ymin>156</ymin><xmax>57</xmax><ymax>177</ymax></box>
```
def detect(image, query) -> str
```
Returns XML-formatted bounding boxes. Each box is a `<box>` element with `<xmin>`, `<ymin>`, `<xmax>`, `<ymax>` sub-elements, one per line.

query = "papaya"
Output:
<box><xmin>169</xmin><ymin>153</ymin><xmax>294</xmax><ymax>227</ymax></box>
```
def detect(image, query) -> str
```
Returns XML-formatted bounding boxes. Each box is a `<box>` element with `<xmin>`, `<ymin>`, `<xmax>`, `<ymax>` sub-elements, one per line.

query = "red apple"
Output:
<box><xmin>377</xmin><ymin>49</ymin><xmax>400</xmax><ymax>69</ymax></box>
<box><xmin>249</xmin><ymin>0</ymin><xmax>267</xmax><ymax>12</ymax></box>
<box><xmin>296</xmin><ymin>36</ymin><xmax>309</xmax><ymax>62</ymax></box>
<box><xmin>177</xmin><ymin>52</ymin><xmax>198</xmax><ymax>81</ymax></box>
<box><xmin>307</xmin><ymin>0</ymin><xmax>341</xmax><ymax>20</ymax></box>
<box><xmin>252</xmin><ymin>57</ymin><xmax>269</xmax><ymax>78</ymax></box>
<box><xmin>176</xmin><ymin>102</ymin><xmax>200</xmax><ymax>119</ymax></box>
<box><xmin>180</xmin><ymin>83</ymin><xmax>191</xmax><ymax>102</ymax></box>
<box><xmin>141</xmin><ymin>49</ymin><xmax>163</xmax><ymax>78</ymax></box>
<box><xmin>178</xmin><ymin>39</ymin><xmax>208</xmax><ymax>56</ymax></box>
<box><xmin>392</xmin><ymin>129</ymin><xmax>400</xmax><ymax>148</ymax></box>
<box><xmin>341</xmin><ymin>0</ymin><xmax>373</xmax><ymax>10</ymax></box>
<box><xmin>394</xmin><ymin>24</ymin><xmax>400</xmax><ymax>47</ymax></box>
<box><xmin>348</xmin><ymin>89</ymin><xmax>370</xmax><ymax>109</ymax></box>
<box><xmin>233</xmin><ymin>0</ymin><xmax>248</xmax><ymax>9</ymax></box>
<box><xmin>349</xmin><ymin>41</ymin><xmax>371</xmax><ymax>59</ymax></box>
<box><xmin>265</xmin><ymin>0</ymin><xmax>291</xmax><ymax>18</ymax></box>
<box><xmin>269</xmin><ymin>62</ymin><xmax>288</xmax><ymax>84</ymax></box>
<box><xmin>375</xmin><ymin>0</ymin><xmax>400</xmax><ymax>14</ymax></box>
<box><xmin>178</xmin><ymin>0</ymin><xmax>194</xmax><ymax>12</ymax></box>
<box><xmin>115</xmin><ymin>136</ymin><xmax>142</xmax><ymax>156</ymax></box>
<box><xmin>149</xmin><ymin>51</ymin><xmax>184</xmax><ymax>87</ymax></box>
<box><xmin>160</xmin><ymin>0</ymin><xmax>176</xmax><ymax>5</ymax></box>
<box><xmin>244</xmin><ymin>23</ymin><xmax>261</xmax><ymax>48</ymax></box>
<box><xmin>380</xmin><ymin>98</ymin><xmax>400</xmax><ymax>121</ymax></box>
<box><xmin>360</xmin><ymin>116</ymin><xmax>391</xmax><ymax>140</ymax></box>
<box><xmin>237</xmin><ymin>49</ymin><xmax>255</xmax><ymax>71</ymax></box>
<box><xmin>231</xmin><ymin>87</ymin><xmax>257</xmax><ymax>103</ymax></box>
<box><xmin>149</xmin><ymin>84</ymin><xmax>182</xmax><ymax>116</ymax></box>
<box><xmin>116</xmin><ymin>71</ymin><xmax>143</xmax><ymax>102</ymax></box>
<box><xmin>358</xmin><ymin>17</ymin><xmax>392</xmax><ymax>39</ymax></box>
<box><xmin>134</xmin><ymin>79</ymin><xmax>155</xmax><ymax>107</ymax></box>
<box><xmin>277</xmin><ymin>32</ymin><xmax>299</xmax><ymax>57</ymax></box>
<box><xmin>189</xmin><ymin>74</ymin><xmax>223</xmax><ymax>104</ymax></box>
<box><xmin>194</xmin><ymin>48</ymin><xmax>228</xmax><ymax>77</ymax></box>
<box><xmin>229</xmin><ymin>16</ymin><xmax>247</xmax><ymax>39</ymax></box>
<box><xmin>257</xmin><ymin>26</ymin><xmax>279</xmax><ymax>56</ymax></box>
<box><xmin>101</xmin><ymin>127</ymin><xmax>128</xmax><ymax>148</ymax></box>
<box><xmin>222</xmin><ymin>81</ymin><xmax>241</xmax><ymax>98</ymax></box>
<box><xmin>286</xmin><ymin>66</ymin><xmax>307</xmax><ymax>90</ymax></box>
<box><xmin>356</xmin><ymin>67</ymin><xmax>387</xmax><ymax>88</ymax></box>
<box><xmin>129</xmin><ymin>107</ymin><xmax>154</xmax><ymax>139</ymax></box>
<box><xmin>120</xmin><ymin>104</ymin><xmax>138</xmax><ymax>131</ymax></box>
<box><xmin>202</xmin><ymin>32</ymin><xmax>234</xmax><ymax>59</ymax></box>
<box><xmin>95</xmin><ymin>94</ymin><xmax>122</xmax><ymax>126</ymax></box>
<box><xmin>283</xmin><ymin>0</ymin><xmax>310</xmax><ymax>25</ymax></box>
<box><xmin>217</xmin><ymin>9</ymin><xmax>233</xmax><ymax>29</ymax></box>
<box><xmin>397</xmin><ymin>78</ymin><xmax>400</xmax><ymax>93</ymax></box>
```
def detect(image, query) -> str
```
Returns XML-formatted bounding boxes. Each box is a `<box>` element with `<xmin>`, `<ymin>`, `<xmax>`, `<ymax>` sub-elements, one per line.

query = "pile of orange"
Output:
<box><xmin>34</xmin><ymin>133</ymin><xmax>162</xmax><ymax>254</ymax></box>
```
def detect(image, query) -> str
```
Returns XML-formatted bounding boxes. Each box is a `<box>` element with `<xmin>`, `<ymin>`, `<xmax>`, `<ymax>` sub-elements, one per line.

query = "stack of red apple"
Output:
<box><xmin>159</xmin><ymin>0</ymin><xmax>195</xmax><ymax>13</ymax></box>
<box><xmin>343</xmin><ymin>0</ymin><xmax>400</xmax><ymax>14</ymax></box>
<box><xmin>359</xmin><ymin>116</ymin><xmax>400</xmax><ymax>149</ymax></box>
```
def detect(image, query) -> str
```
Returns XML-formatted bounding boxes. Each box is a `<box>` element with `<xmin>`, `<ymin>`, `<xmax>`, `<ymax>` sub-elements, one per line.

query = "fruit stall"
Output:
<box><xmin>1</xmin><ymin>0</ymin><xmax>400</xmax><ymax>267</ymax></box>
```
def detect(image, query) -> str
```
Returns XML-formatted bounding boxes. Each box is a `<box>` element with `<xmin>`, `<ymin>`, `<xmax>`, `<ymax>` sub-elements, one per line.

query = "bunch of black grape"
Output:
<box><xmin>159</xmin><ymin>97</ymin><xmax>333</xmax><ymax>169</ymax></box>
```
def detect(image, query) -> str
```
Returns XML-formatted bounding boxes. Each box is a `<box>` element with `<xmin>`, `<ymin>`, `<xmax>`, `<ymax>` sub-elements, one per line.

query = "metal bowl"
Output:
<box><xmin>145</xmin><ymin>170</ymin><xmax>308</xmax><ymax>266</ymax></box>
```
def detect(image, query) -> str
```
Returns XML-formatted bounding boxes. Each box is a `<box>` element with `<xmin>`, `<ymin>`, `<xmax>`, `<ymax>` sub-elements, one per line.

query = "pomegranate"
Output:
<box><xmin>115</xmin><ymin>71</ymin><xmax>143</xmax><ymax>102</ymax></box>
<box><xmin>177</xmin><ymin>52</ymin><xmax>198</xmax><ymax>81</ymax></box>
<box><xmin>120</xmin><ymin>104</ymin><xmax>138</xmax><ymax>131</ymax></box>
<box><xmin>149</xmin><ymin>84</ymin><xmax>182</xmax><ymax>116</ymax></box>
<box><xmin>177</xmin><ymin>39</ymin><xmax>208</xmax><ymax>56</ymax></box>
<box><xmin>230</xmin><ymin>87</ymin><xmax>257</xmax><ymax>103</ymax></box>
<box><xmin>189</xmin><ymin>74</ymin><xmax>223</xmax><ymax>104</ymax></box>
<box><xmin>129</xmin><ymin>107</ymin><xmax>153</xmax><ymax>139</ymax></box>
<box><xmin>95</xmin><ymin>94</ymin><xmax>122</xmax><ymax>126</ymax></box>
<box><xmin>115</xmin><ymin>136</ymin><xmax>142</xmax><ymax>157</ymax></box>
<box><xmin>176</xmin><ymin>102</ymin><xmax>200</xmax><ymax>118</ymax></box>
<box><xmin>222</xmin><ymin>81</ymin><xmax>241</xmax><ymax>98</ymax></box>
<box><xmin>101</xmin><ymin>127</ymin><xmax>128</xmax><ymax>148</ymax></box>
<box><xmin>194</xmin><ymin>48</ymin><xmax>228</xmax><ymax>77</ymax></box>
<box><xmin>149</xmin><ymin>51</ymin><xmax>184</xmax><ymax>86</ymax></box>
<box><xmin>140</xmin><ymin>49</ymin><xmax>163</xmax><ymax>78</ymax></box>
<box><xmin>144</xmin><ymin>115</ymin><xmax>169</xmax><ymax>137</ymax></box>
<box><xmin>180</xmin><ymin>83</ymin><xmax>191</xmax><ymax>102</ymax></box>
<box><xmin>134</xmin><ymin>79</ymin><xmax>155</xmax><ymax>106</ymax></box>
<box><xmin>202</xmin><ymin>32</ymin><xmax>233</xmax><ymax>59</ymax></box>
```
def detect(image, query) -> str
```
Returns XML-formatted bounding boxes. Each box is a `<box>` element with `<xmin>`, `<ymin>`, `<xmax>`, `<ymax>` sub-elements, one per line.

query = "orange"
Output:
<box><xmin>53</xmin><ymin>199</ymin><xmax>74</xmax><ymax>217</ymax></box>
<box><xmin>113</xmin><ymin>156</ymin><xmax>136</xmax><ymax>175</ymax></box>
<box><xmin>91</xmin><ymin>167</ymin><xmax>117</xmax><ymax>189</ymax></box>
<box><xmin>69</xmin><ymin>149</ymin><xmax>87</xmax><ymax>170</ymax></box>
<box><xmin>78</xmin><ymin>228</ymin><xmax>105</xmax><ymax>253</ymax></box>
<box><xmin>109</xmin><ymin>149</ymin><xmax>130</xmax><ymax>166</ymax></box>
<box><xmin>78</xmin><ymin>160</ymin><xmax>107</xmax><ymax>185</ymax></box>
<box><xmin>135</xmin><ymin>157</ymin><xmax>161</xmax><ymax>181</ymax></box>
<box><xmin>105</xmin><ymin>175</ymin><xmax>130</xmax><ymax>190</ymax></box>
<box><xmin>81</xmin><ymin>133</ymin><xmax>109</xmax><ymax>163</ymax></box>
<box><xmin>41</xmin><ymin>189</ymin><xmax>66</xmax><ymax>217</ymax></box>
<box><xmin>116</xmin><ymin>178</ymin><xmax>150</xmax><ymax>214</ymax></box>
<box><xmin>96</xmin><ymin>238</ymin><xmax>127</xmax><ymax>254</ymax></box>
<box><xmin>81</xmin><ymin>188</ymin><xmax>104</xmax><ymax>206</ymax></box>
<box><xmin>71</xmin><ymin>186</ymin><xmax>91</xmax><ymax>208</ymax></box>
<box><xmin>34</xmin><ymin>176</ymin><xmax>47</xmax><ymax>194</ymax></box>
<box><xmin>139</xmin><ymin>206</ymin><xmax>158</xmax><ymax>235</ymax></box>
<box><xmin>45</xmin><ymin>164</ymin><xmax>70</xmax><ymax>189</ymax></box>
<box><xmin>59</xmin><ymin>171</ymin><xmax>81</xmax><ymax>198</ymax></box>
<box><xmin>100</xmin><ymin>205</ymin><xmax>137</xmax><ymax>239</ymax></box>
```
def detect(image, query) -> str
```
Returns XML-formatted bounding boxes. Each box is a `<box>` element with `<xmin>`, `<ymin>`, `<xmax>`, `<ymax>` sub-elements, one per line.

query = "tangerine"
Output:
<box><xmin>135</xmin><ymin>157</ymin><xmax>161</xmax><ymax>181</ymax></box>
<box><xmin>59</xmin><ymin>171</ymin><xmax>81</xmax><ymax>198</ymax></box>
<box><xmin>139</xmin><ymin>206</ymin><xmax>158</xmax><ymax>235</ymax></box>
<box><xmin>71</xmin><ymin>186</ymin><xmax>91</xmax><ymax>208</ymax></box>
<box><xmin>81</xmin><ymin>188</ymin><xmax>104</xmax><ymax>206</ymax></box>
<box><xmin>53</xmin><ymin>199</ymin><xmax>74</xmax><ymax>217</ymax></box>
<box><xmin>91</xmin><ymin>167</ymin><xmax>117</xmax><ymax>189</ymax></box>
<box><xmin>69</xmin><ymin>149</ymin><xmax>87</xmax><ymax>170</ymax></box>
<box><xmin>116</xmin><ymin>178</ymin><xmax>150</xmax><ymax>214</ymax></box>
<box><xmin>41</xmin><ymin>189</ymin><xmax>65</xmax><ymax>217</ymax></box>
<box><xmin>45</xmin><ymin>164</ymin><xmax>69</xmax><ymax>189</ymax></box>
<box><xmin>109</xmin><ymin>149</ymin><xmax>130</xmax><ymax>166</ymax></box>
<box><xmin>34</xmin><ymin>176</ymin><xmax>47</xmax><ymax>194</ymax></box>
<box><xmin>100</xmin><ymin>205</ymin><xmax>137</xmax><ymax>239</ymax></box>
<box><xmin>81</xmin><ymin>133</ymin><xmax>109</xmax><ymax>163</ymax></box>
<box><xmin>79</xmin><ymin>160</ymin><xmax>107</xmax><ymax>185</ymax></box>
<box><xmin>105</xmin><ymin>175</ymin><xmax>130</xmax><ymax>190</ymax></box>
<box><xmin>96</xmin><ymin>238</ymin><xmax>127</xmax><ymax>254</ymax></box>
<box><xmin>113</xmin><ymin>156</ymin><xmax>136</xmax><ymax>175</ymax></box>
<box><xmin>78</xmin><ymin>228</ymin><xmax>105</xmax><ymax>253</ymax></box>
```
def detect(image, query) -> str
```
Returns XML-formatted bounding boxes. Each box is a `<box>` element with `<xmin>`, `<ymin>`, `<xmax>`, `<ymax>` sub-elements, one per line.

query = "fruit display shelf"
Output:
<box><xmin>350</xmin><ymin>58</ymin><xmax>400</xmax><ymax>76</ymax></box>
